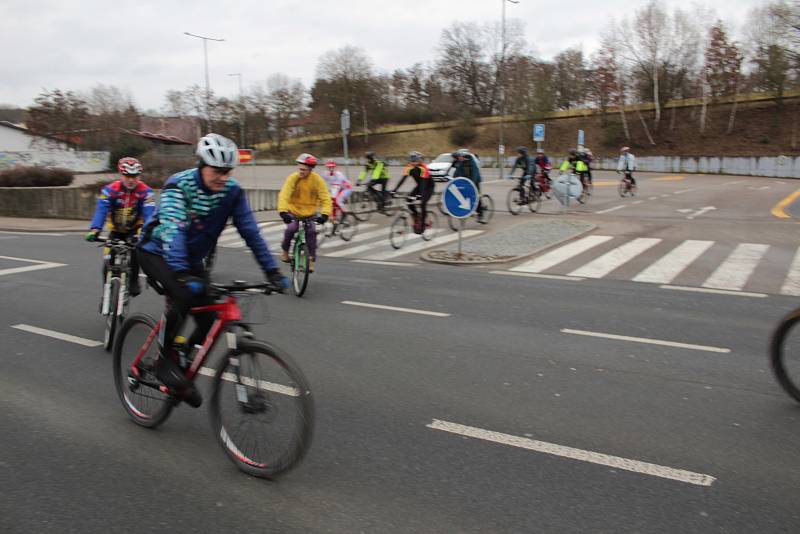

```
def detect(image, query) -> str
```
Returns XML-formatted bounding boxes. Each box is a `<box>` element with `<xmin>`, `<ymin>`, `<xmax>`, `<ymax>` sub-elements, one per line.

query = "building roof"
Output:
<box><xmin>122</xmin><ymin>129</ymin><xmax>192</xmax><ymax>145</ymax></box>
<box><xmin>0</xmin><ymin>120</ymin><xmax>74</xmax><ymax>145</ymax></box>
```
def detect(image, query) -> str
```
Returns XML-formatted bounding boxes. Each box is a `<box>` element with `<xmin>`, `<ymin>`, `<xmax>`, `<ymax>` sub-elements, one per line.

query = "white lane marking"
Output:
<box><xmin>11</xmin><ymin>324</ymin><xmax>103</xmax><ymax>347</ymax></box>
<box><xmin>511</xmin><ymin>235</ymin><xmax>613</xmax><ymax>273</ymax></box>
<box><xmin>780</xmin><ymin>247</ymin><xmax>800</xmax><ymax>296</ymax></box>
<box><xmin>660</xmin><ymin>194</ymin><xmax>670</xmax><ymax>198</ymax></box>
<box><xmin>686</xmin><ymin>206</ymin><xmax>716</xmax><ymax>220</ymax></box>
<box><xmin>317</xmin><ymin>224</ymin><xmax>379</xmax><ymax>249</ymax></box>
<box><xmin>222</xmin><ymin>225</ymin><xmax>285</xmax><ymax>248</ymax></box>
<box><xmin>595</xmin><ymin>205</ymin><xmax>627</xmax><ymax>214</ymax></box>
<box><xmin>569</xmin><ymin>238</ymin><xmax>662</xmax><ymax>279</ymax></box>
<box><xmin>341</xmin><ymin>300</ymin><xmax>450</xmax><ymax>317</ymax></box>
<box><xmin>702</xmin><ymin>243</ymin><xmax>769</xmax><ymax>291</ymax></box>
<box><xmin>351</xmin><ymin>259</ymin><xmax>417</xmax><ymax>267</ymax></box>
<box><xmin>0</xmin><ymin>255</ymin><xmax>66</xmax><ymax>276</ymax></box>
<box><xmin>482</xmin><ymin>179</ymin><xmax>507</xmax><ymax>184</ymax></box>
<box><xmin>721</xmin><ymin>180</ymin><xmax>745</xmax><ymax>186</ymax></box>
<box><xmin>426</xmin><ymin>419</ymin><xmax>716</xmax><ymax>487</ymax></box>
<box><xmin>660</xmin><ymin>285</ymin><xmax>767</xmax><ymax>298</ymax></box>
<box><xmin>674</xmin><ymin>188</ymin><xmax>694</xmax><ymax>194</ymax></box>
<box><xmin>561</xmin><ymin>328</ymin><xmax>730</xmax><ymax>353</ymax></box>
<box><xmin>197</xmin><ymin>367</ymin><xmax>300</xmax><ymax>396</ymax></box>
<box><xmin>0</xmin><ymin>231</ymin><xmax>65</xmax><ymax>236</ymax></box>
<box><xmin>490</xmin><ymin>271</ymin><xmax>585</xmax><ymax>281</ymax></box>
<box><xmin>632</xmin><ymin>200</ymin><xmax>644</xmax><ymax>205</ymax></box>
<box><xmin>365</xmin><ymin>230</ymin><xmax>481</xmax><ymax>261</ymax></box>
<box><xmin>648</xmin><ymin>196</ymin><xmax>659</xmax><ymax>200</ymax></box>
<box><xmin>632</xmin><ymin>240</ymin><xmax>715</xmax><ymax>284</ymax></box>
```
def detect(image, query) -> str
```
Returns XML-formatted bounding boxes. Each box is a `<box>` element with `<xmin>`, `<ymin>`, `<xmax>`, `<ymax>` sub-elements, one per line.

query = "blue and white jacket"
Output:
<box><xmin>140</xmin><ymin>168</ymin><xmax>277</xmax><ymax>273</ymax></box>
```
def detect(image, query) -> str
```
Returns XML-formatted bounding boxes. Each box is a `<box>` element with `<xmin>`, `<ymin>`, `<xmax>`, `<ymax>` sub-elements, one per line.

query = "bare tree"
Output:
<box><xmin>252</xmin><ymin>74</ymin><xmax>306</xmax><ymax>150</ymax></box>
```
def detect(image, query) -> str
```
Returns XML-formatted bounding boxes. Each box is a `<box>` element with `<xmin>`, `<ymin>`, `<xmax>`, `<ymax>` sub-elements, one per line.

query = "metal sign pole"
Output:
<box><xmin>458</xmin><ymin>218</ymin><xmax>464</xmax><ymax>257</ymax></box>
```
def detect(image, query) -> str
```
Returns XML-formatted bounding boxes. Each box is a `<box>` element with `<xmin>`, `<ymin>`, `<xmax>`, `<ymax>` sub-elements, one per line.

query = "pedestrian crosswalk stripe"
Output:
<box><xmin>222</xmin><ymin>225</ymin><xmax>285</xmax><ymax>248</ymax></box>
<box><xmin>318</xmin><ymin>224</ymin><xmax>380</xmax><ymax>249</ymax></box>
<box><xmin>365</xmin><ymin>230</ymin><xmax>482</xmax><ymax>261</ymax></box>
<box><xmin>632</xmin><ymin>240</ymin><xmax>714</xmax><ymax>284</ymax></box>
<box><xmin>569</xmin><ymin>238</ymin><xmax>662</xmax><ymax>278</ymax></box>
<box><xmin>220</xmin><ymin>221</ymin><xmax>278</xmax><ymax>239</ymax></box>
<box><xmin>324</xmin><ymin>229</ymin><xmax>448</xmax><ymax>259</ymax></box>
<box><xmin>511</xmin><ymin>235</ymin><xmax>614</xmax><ymax>273</ymax></box>
<box><xmin>702</xmin><ymin>243</ymin><xmax>770</xmax><ymax>291</ymax></box>
<box><xmin>781</xmin><ymin>248</ymin><xmax>800</xmax><ymax>296</ymax></box>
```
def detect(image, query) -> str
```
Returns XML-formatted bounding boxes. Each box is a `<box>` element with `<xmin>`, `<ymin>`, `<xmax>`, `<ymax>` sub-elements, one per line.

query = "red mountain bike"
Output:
<box><xmin>113</xmin><ymin>280</ymin><xmax>314</xmax><ymax>478</ymax></box>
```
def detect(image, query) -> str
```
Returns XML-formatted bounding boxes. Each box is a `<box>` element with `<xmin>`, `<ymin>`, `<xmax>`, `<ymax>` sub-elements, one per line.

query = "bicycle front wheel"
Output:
<box><xmin>478</xmin><ymin>194</ymin><xmax>494</xmax><ymax>224</ymax></box>
<box><xmin>352</xmin><ymin>195</ymin><xmax>374</xmax><ymax>222</ymax></box>
<box><xmin>104</xmin><ymin>278</ymin><xmax>121</xmax><ymax>351</ymax></box>
<box><xmin>210</xmin><ymin>339</ymin><xmax>314</xmax><ymax>479</ymax></box>
<box><xmin>291</xmin><ymin>242</ymin><xmax>310</xmax><ymax>297</ymax></box>
<box><xmin>770</xmin><ymin>309</ymin><xmax>800</xmax><ymax>404</ymax></box>
<box><xmin>390</xmin><ymin>214</ymin><xmax>408</xmax><ymax>249</ymax></box>
<box><xmin>506</xmin><ymin>187</ymin><xmax>524</xmax><ymax>215</ymax></box>
<box><xmin>113</xmin><ymin>313</ymin><xmax>174</xmax><ymax>428</ymax></box>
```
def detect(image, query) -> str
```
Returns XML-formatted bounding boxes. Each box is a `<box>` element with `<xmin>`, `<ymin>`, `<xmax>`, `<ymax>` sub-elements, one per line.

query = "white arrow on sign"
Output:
<box><xmin>450</xmin><ymin>184</ymin><xmax>471</xmax><ymax>209</ymax></box>
<box><xmin>686</xmin><ymin>206</ymin><xmax>716</xmax><ymax>220</ymax></box>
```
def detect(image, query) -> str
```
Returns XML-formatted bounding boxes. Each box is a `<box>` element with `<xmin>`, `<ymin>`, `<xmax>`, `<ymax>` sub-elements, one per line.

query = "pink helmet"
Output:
<box><xmin>117</xmin><ymin>157</ymin><xmax>143</xmax><ymax>176</ymax></box>
<box><xmin>325</xmin><ymin>159</ymin><xmax>337</xmax><ymax>168</ymax></box>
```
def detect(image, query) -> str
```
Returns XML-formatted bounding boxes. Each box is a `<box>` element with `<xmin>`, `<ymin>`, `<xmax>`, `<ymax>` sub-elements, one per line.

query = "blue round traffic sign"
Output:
<box><xmin>443</xmin><ymin>177</ymin><xmax>479</xmax><ymax>218</ymax></box>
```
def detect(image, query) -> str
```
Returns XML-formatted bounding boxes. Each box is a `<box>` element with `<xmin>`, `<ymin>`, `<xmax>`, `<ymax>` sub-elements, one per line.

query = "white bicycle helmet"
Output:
<box><xmin>196</xmin><ymin>133</ymin><xmax>239</xmax><ymax>168</ymax></box>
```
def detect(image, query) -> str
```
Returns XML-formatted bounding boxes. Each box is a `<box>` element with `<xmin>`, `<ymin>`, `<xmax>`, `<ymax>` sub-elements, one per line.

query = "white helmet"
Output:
<box><xmin>196</xmin><ymin>133</ymin><xmax>239</xmax><ymax>168</ymax></box>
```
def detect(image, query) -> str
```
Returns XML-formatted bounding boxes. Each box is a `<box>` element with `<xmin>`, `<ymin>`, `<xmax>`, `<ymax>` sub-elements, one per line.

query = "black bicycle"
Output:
<box><xmin>95</xmin><ymin>237</ymin><xmax>137</xmax><ymax>350</ymax></box>
<box><xmin>506</xmin><ymin>177</ymin><xmax>542</xmax><ymax>215</ymax></box>
<box><xmin>352</xmin><ymin>182</ymin><xmax>393</xmax><ymax>222</ymax></box>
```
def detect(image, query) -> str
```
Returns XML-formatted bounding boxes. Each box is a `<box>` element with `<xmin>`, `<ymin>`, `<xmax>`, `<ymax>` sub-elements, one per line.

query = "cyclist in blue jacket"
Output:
<box><xmin>138</xmin><ymin>133</ymin><xmax>286</xmax><ymax>406</ymax></box>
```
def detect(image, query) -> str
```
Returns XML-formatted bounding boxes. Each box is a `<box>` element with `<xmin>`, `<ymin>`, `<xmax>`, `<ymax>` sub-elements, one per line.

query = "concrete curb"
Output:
<box><xmin>420</xmin><ymin>222</ymin><xmax>598</xmax><ymax>266</ymax></box>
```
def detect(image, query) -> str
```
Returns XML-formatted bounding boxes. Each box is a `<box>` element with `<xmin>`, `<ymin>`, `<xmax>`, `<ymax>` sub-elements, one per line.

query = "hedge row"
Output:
<box><xmin>0</xmin><ymin>166</ymin><xmax>74</xmax><ymax>187</ymax></box>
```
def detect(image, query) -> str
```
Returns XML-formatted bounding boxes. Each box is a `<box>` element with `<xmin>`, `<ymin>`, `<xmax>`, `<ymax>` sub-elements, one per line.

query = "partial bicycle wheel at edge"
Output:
<box><xmin>113</xmin><ymin>313</ymin><xmax>174</xmax><ymax>428</ymax></box>
<box><xmin>209</xmin><ymin>339</ymin><xmax>314</xmax><ymax>478</ymax></box>
<box><xmin>506</xmin><ymin>187</ymin><xmax>524</xmax><ymax>215</ymax></box>
<box><xmin>770</xmin><ymin>308</ymin><xmax>800</xmax><ymax>404</ymax></box>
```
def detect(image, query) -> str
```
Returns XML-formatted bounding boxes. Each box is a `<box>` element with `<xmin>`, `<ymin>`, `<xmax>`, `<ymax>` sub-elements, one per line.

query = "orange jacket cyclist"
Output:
<box><xmin>86</xmin><ymin>156</ymin><xmax>154</xmax><ymax>296</ymax></box>
<box><xmin>278</xmin><ymin>153</ymin><xmax>333</xmax><ymax>272</ymax></box>
<box><xmin>393</xmin><ymin>151</ymin><xmax>433</xmax><ymax>234</ymax></box>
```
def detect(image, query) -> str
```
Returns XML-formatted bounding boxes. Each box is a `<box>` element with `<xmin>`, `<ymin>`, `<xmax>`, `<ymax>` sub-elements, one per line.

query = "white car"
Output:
<box><xmin>428</xmin><ymin>153</ymin><xmax>455</xmax><ymax>182</ymax></box>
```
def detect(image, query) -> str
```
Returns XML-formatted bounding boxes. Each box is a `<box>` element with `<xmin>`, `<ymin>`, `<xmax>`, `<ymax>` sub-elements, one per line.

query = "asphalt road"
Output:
<box><xmin>2</xmin><ymin>172</ymin><xmax>800</xmax><ymax>533</ymax></box>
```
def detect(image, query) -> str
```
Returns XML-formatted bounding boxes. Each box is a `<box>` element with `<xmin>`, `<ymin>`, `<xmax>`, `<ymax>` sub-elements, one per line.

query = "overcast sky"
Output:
<box><xmin>0</xmin><ymin>0</ymin><xmax>766</xmax><ymax>112</ymax></box>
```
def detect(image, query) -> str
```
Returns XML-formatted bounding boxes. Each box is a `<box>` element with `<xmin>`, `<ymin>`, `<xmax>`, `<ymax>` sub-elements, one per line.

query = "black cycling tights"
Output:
<box><xmin>408</xmin><ymin>181</ymin><xmax>434</xmax><ymax>225</ymax></box>
<box><xmin>137</xmin><ymin>250</ymin><xmax>215</xmax><ymax>356</ymax></box>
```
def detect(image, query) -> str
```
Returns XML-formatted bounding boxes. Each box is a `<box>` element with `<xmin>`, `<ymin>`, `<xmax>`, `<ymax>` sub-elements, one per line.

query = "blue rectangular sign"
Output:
<box><xmin>533</xmin><ymin>123</ymin><xmax>545</xmax><ymax>142</ymax></box>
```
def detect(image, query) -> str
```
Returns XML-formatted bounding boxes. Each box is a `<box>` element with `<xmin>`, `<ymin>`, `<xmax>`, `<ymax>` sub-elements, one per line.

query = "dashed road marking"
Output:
<box><xmin>341</xmin><ymin>300</ymin><xmax>450</xmax><ymax>317</ymax></box>
<box><xmin>0</xmin><ymin>255</ymin><xmax>66</xmax><ymax>276</ymax></box>
<box><xmin>11</xmin><ymin>324</ymin><xmax>103</xmax><ymax>347</ymax></box>
<box><xmin>561</xmin><ymin>328</ymin><xmax>731</xmax><ymax>353</ymax></box>
<box><xmin>426</xmin><ymin>419</ymin><xmax>716</xmax><ymax>487</ymax></box>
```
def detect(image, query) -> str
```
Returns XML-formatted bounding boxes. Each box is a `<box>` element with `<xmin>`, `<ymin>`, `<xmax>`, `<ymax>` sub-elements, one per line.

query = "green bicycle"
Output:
<box><xmin>288</xmin><ymin>216</ymin><xmax>319</xmax><ymax>297</ymax></box>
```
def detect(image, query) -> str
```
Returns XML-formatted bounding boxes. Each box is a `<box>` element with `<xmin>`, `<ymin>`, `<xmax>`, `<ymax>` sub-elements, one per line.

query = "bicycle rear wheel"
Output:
<box><xmin>528</xmin><ymin>187</ymin><xmax>543</xmax><ymax>213</ymax></box>
<box><xmin>113</xmin><ymin>313</ymin><xmax>174</xmax><ymax>428</ymax></box>
<box><xmin>770</xmin><ymin>308</ymin><xmax>800</xmax><ymax>404</ymax></box>
<box><xmin>104</xmin><ymin>278</ymin><xmax>121</xmax><ymax>351</ymax></box>
<box><xmin>210</xmin><ymin>339</ymin><xmax>314</xmax><ymax>479</ymax></box>
<box><xmin>352</xmin><ymin>194</ymin><xmax>374</xmax><ymax>222</ymax></box>
<box><xmin>338</xmin><ymin>212</ymin><xmax>357</xmax><ymax>241</ymax></box>
<box><xmin>506</xmin><ymin>187</ymin><xmax>524</xmax><ymax>215</ymax></box>
<box><xmin>618</xmin><ymin>180</ymin><xmax>627</xmax><ymax>197</ymax></box>
<box><xmin>291</xmin><ymin>241</ymin><xmax>310</xmax><ymax>297</ymax></box>
<box><xmin>390</xmin><ymin>214</ymin><xmax>408</xmax><ymax>249</ymax></box>
<box><xmin>478</xmin><ymin>194</ymin><xmax>494</xmax><ymax>224</ymax></box>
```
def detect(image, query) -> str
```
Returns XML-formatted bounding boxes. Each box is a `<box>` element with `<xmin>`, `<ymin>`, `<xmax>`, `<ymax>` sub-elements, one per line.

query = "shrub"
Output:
<box><xmin>449</xmin><ymin>118</ymin><xmax>479</xmax><ymax>146</ymax></box>
<box><xmin>0</xmin><ymin>166</ymin><xmax>74</xmax><ymax>187</ymax></box>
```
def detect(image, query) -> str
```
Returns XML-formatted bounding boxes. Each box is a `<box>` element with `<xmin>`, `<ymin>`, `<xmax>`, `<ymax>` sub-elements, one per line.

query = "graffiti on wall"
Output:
<box><xmin>0</xmin><ymin>150</ymin><xmax>110</xmax><ymax>172</ymax></box>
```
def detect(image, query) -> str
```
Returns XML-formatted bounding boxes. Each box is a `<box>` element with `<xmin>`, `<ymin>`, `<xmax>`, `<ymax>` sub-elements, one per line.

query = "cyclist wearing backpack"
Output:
<box><xmin>137</xmin><ymin>133</ymin><xmax>287</xmax><ymax>407</ymax></box>
<box><xmin>393</xmin><ymin>151</ymin><xmax>433</xmax><ymax>234</ymax></box>
<box><xmin>86</xmin><ymin>157</ymin><xmax>154</xmax><ymax>297</ymax></box>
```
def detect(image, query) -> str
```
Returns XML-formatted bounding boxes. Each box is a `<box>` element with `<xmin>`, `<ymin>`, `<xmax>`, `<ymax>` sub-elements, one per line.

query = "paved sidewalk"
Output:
<box><xmin>421</xmin><ymin>218</ymin><xmax>596</xmax><ymax>264</ymax></box>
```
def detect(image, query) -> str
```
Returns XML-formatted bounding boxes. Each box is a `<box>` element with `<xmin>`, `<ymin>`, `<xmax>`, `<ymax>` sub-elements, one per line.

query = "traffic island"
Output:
<box><xmin>420</xmin><ymin>218</ymin><xmax>596</xmax><ymax>265</ymax></box>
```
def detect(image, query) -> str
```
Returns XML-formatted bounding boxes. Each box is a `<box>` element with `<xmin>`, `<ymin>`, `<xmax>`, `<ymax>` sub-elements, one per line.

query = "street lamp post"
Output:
<box><xmin>498</xmin><ymin>0</ymin><xmax>519</xmax><ymax>180</ymax></box>
<box><xmin>184</xmin><ymin>31</ymin><xmax>225</xmax><ymax>128</ymax></box>
<box><xmin>227</xmin><ymin>73</ymin><xmax>245</xmax><ymax>146</ymax></box>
